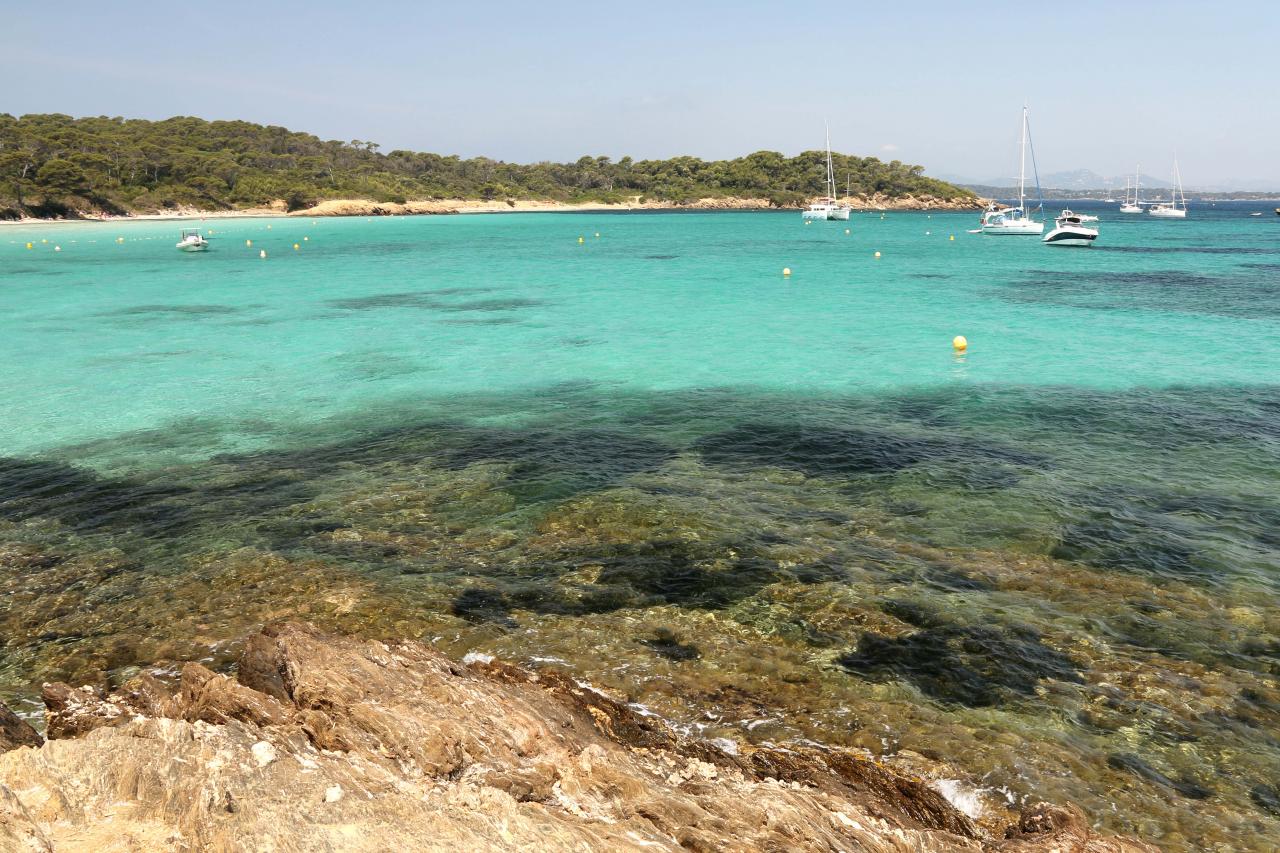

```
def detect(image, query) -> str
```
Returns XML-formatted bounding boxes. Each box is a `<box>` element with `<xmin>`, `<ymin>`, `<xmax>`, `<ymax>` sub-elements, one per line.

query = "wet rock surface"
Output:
<box><xmin>0</xmin><ymin>622</ymin><xmax>1151</xmax><ymax>852</ymax></box>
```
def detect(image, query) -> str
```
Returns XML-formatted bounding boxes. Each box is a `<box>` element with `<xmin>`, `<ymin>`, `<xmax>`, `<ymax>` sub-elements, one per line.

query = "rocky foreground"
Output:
<box><xmin>0</xmin><ymin>623</ymin><xmax>1150</xmax><ymax>852</ymax></box>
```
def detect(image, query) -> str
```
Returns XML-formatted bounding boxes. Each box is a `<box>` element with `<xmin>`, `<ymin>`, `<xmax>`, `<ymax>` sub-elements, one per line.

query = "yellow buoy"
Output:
<box><xmin>116</xmin><ymin>236</ymin><xmax>124</xmax><ymax>243</ymax></box>
<box><xmin>874</xmin><ymin>251</ymin><xmax>881</xmax><ymax>258</ymax></box>
<box><xmin>953</xmin><ymin>335</ymin><xmax>968</xmax><ymax>352</ymax></box>
<box><xmin>260</xmin><ymin>249</ymin><xmax>267</xmax><ymax>258</ymax></box>
<box><xmin>246</xmin><ymin>239</ymin><xmax>252</xmax><ymax>247</ymax></box>
<box><xmin>25</xmin><ymin>242</ymin><xmax>32</xmax><ymax>249</ymax></box>
<box><xmin>949</xmin><ymin>235</ymin><xmax>955</xmax><ymax>241</ymax></box>
<box><xmin>578</xmin><ymin>236</ymin><xmax>584</xmax><ymax>244</ymax></box>
<box><xmin>293</xmin><ymin>243</ymin><xmax>300</xmax><ymax>250</ymax></box>
<box><xmin>782</xmin><ymin>267</ymin><xmax>792</xmax><ymax>276</ymax></box>
<box><xmin>41</xmin><ymin>238</ymin><xmax>47</xmax><ymax>244</ymax></box>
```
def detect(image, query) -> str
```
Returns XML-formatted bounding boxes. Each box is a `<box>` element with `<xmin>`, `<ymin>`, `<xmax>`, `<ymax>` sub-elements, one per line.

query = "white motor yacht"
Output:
<box><xmin>1042</xmin><ymin>209</ymin><xmax>1099</xmax><ymax>246</ymax></box>
<box><xmin>176</xmin><ymin>229</ymin><xmax>210</xmax><ymax>251</ymax></box>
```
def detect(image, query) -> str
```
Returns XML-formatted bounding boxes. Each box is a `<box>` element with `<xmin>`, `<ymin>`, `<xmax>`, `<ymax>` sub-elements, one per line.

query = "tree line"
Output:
<box><xmin>0</xmin><ymin>113</ymin><xmax>975</xmax><ymax>218</ymax></box>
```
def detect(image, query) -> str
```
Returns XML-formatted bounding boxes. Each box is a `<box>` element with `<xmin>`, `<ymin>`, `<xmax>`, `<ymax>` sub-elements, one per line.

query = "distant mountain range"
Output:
<box><xmin>928</xmin><ymin>169</ymin><xmax>1280</xmax><ymax>193</ymax></box>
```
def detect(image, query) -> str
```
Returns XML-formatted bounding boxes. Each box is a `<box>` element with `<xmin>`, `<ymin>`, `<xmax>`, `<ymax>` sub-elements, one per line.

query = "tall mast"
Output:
<box><xmin>1018</xmin><ymin>105</ymin><xmax>1028</xmax><ymax>209</ymax></box>
<box><xmin>824</xmin><ymin>121</ymin><xmax>835</xmax><ymax>199</ymax></box>
<box><xmin>1173</xmin><ymin>154</ymin><xmax>1184</xmax><ymax>210</ymax></box>
<box><xmin>1135</xmin><ymin>163</ymin><xmax>1141</xmax><ymax>204</ymax></box>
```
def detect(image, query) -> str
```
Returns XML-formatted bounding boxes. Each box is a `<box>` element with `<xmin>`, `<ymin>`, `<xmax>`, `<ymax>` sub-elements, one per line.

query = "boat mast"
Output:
<box><xmin>1173</xmin><ymin>154</ymin><xmax>1184</xmax><ymax>210</ymax></box>
<box><xmin>1134</xmin><ymin>164</ymin><xmax>1141</xmax><ymax>205</ymax></box>
<box><xmin>1018</xmin><ymin>105</ymin><xmax>1028</xmax><ymax>210</ymax></box>
<box><xmin>824</xmin><ymin>121</ymin><xmax>836</xmax><ymax>199</ymax></box>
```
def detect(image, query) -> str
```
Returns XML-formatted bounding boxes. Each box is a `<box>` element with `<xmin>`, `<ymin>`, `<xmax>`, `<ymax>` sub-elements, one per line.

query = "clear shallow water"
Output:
<box><xmin>2</xmin><ymin>205</ymin><xmax>1279</xmax><ymax>848</ymax></box>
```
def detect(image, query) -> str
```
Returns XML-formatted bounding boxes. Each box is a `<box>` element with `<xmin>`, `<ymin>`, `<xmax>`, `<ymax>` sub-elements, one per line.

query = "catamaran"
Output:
<box><xmin>980</xmin><ymin>105</ymin><xmax>1043</xmax><ymax>235</ymax></box>
<box><xmin>1119</xmin><ymin>169</ymin><xmax>1144</xmax><ymax>213</ymax></box>
<box><xmin>802</xmin><ymin>123</ymin><xmax>851</xmax><ymax>221</ymax></box>
<box><xmin>1147</xmin><ymin>156</ymin><xmax>1188</xmax><ymax>218</ymax></box>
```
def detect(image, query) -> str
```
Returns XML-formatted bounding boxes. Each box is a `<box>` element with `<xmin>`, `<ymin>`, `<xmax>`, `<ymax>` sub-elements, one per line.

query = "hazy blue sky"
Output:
<box><xmin>4</xmin><ymin>1</ymin><xmax>1277</xmax><ymax>187</ymax></box>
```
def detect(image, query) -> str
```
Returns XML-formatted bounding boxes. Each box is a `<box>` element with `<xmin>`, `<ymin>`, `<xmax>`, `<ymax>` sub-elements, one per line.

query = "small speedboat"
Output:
<box><xmin>176</xmin><ymin>229</ymin><xmax>210</xmax><ymax>252</ymax></box>
<box><xmin>1251</xmin><ymin>212</ymin><xmax>1263</xmax><ymax>217</ymax></box>
<box><xmin>1043</xmin><ymin>210</ymin><xmax>1098</xmax><ymax>246</ymax></box>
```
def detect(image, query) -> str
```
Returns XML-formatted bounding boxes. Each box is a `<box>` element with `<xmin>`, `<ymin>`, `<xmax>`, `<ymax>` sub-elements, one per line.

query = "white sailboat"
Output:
<box><xmin>1148</xmin><ymin>156</ymin><xmax>1188</xmax><ymax>218</ymax></box>
<box><xmin>1119</xmin><ymin>166</ymin><xmax>1144</xmax><ymax>213</ymax></box>
<box><xmin>802</xmin><ymin>123</ymin><xmax>852</xmax><ymax>221</ymax></box>
<box><xmin>980</xmin><ymin>105</ymin><xmax>1044</xmax><ymax>235</ymax></box>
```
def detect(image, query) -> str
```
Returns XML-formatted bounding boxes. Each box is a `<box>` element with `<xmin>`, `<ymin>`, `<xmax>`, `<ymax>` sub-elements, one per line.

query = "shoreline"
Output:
<box><xmin>0</xmin><ymin>194</ymin><xmax>984</xmax><ymax>226</ymax></box>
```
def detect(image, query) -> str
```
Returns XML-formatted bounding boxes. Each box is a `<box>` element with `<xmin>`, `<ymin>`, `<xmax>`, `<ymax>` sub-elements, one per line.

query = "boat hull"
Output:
<box><xmin>981</xmin><ymin>222</ymin><xmax>1044</xmax><ymax>235</ymax></box>
<box><xmin>1118</xmin><ymin>204</ymin><xmax>1143</xmax><ymax>213</ymax></box>
<box><xmin>1043</xmin><ymin>226</ymin><xmax>1098</xmax><ymax>246</ymax></box>
<box><xmin>1148</xmin><ymin>207</ymin><xmax>1187</xmax><ymax>219</ymax></box>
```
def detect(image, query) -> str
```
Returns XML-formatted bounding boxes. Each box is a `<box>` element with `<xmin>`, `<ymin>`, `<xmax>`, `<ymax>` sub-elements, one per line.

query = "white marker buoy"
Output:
<box><xmin>782</xmin><ymin>267</ymin><xmax>792</xmax><ymax>277</ymax></box>
<box><xmin>260</xmin><ymin>249</ymin><xmax>267</xmax><ymax>258</ymax></box>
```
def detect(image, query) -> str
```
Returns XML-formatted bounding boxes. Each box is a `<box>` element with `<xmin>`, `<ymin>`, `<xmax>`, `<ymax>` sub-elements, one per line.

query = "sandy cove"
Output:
<box><xmin>0</xmin><ymin>194</ymin><xmax>983</xmax><ymax>226</ymax></box>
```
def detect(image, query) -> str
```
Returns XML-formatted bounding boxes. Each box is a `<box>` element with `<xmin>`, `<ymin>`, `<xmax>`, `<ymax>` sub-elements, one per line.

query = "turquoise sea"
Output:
<box><xmin>2</xmin><ymin>204</ymin><xmax>1279</xmax><ymax>848</ymax></box>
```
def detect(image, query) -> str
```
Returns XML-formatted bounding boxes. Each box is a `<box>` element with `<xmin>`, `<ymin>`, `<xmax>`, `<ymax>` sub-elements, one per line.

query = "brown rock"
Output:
<box><xmin>0</xmin><ymin>623</ymin><xmax>1152</xmax><ymax>852</ymax></box>
<box><xmin>997</xmin><ymin>802</ymin><xmax>1159</xmax><ymax>852</ymax></box>
<box><xmin>0</xmin><ymin>701</ymin><xmax>42</xmax><ymax>752</ymax></box>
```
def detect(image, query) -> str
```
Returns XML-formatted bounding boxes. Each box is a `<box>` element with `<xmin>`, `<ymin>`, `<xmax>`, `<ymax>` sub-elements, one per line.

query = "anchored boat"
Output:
<box><xmin>1119</xmin><ymin>168</ymin><xmax>1144</xmax><ymax>213</ymax></box>
<box><xmin>1147</xmin><ymin>157</ymin><xmax>1188</xmax><ymax>219</ymax></box>
<box><xmin>1043</xmin><ymin>210</ymin><xmax>1099</xmax><ymax>246</ymax></box>
<box><xmin>802</xmin><ymin>123</ymin><xmax>852</xmax><ymax>221</ymax></box>
<box><xmin>176</xmin><ymin>229</ymin><xmax>210</xmax><ymax>251</ymax></box>
<box><xmin>980</xmin><ymin>105</ymin><xmax>1044</xmax><ymax>236</ymax></box>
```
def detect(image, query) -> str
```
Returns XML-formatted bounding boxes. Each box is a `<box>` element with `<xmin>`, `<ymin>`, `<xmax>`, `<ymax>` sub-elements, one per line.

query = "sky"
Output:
<box><xmin>3</xmin><ymin>1</ymin><xmax>1278</xmax><ymax>188</ymax></box>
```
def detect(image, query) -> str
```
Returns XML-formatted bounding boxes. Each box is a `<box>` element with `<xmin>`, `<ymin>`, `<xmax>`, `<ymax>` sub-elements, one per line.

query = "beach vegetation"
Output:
<box><xmin>0</xmin><ymin>113</ymin><xmax>975</xmax><ymax>217</ymax></box>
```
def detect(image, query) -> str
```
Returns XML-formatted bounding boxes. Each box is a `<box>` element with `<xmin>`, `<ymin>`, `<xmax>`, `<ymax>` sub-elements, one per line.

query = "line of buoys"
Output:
<box><xmin>953</xmin><ymin>335</ymin><xmax>968</xmax><ymax>352</ymax></box>
<box><xmin>782</xmin><ymin>267</ymin><xmax>792</xmax><ymax>277</ymax></box>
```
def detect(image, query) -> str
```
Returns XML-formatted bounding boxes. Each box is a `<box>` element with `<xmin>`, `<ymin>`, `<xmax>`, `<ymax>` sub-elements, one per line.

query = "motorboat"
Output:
<box><xmin>1148</xmin><ymin>157</ymin><xmax>1188</xmax><ymax>218</ymax></box>
<box><xmin>176</xmin><ymin>229</ymin><xmax>210</xmax><ymax>251</ymax></box>
<box><xmin>980</xmin><ymin>105</ymin><xmax>1044</xmax><ymax>235</ymax></box>
<box><xmin>1043</xmin><ymin>209</ymin><xmax>1099</xmax><ymax>246</ymax></box>
<box><xmin>802</xmin><ymin>123</ymin><xmax>852</xmax><ymax>221</ymax></box>
<box><xmin>1119</xmin><ymin>169</ymin><xmax>1144</xmax><ymax>213</ymax></box>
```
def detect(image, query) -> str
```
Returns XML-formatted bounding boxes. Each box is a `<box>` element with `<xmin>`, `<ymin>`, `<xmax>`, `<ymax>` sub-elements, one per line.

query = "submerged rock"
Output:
<box><xmin>0</xmin><ymin>623</ymin><xmax>1151</xmax><ymax>851</ymax></box>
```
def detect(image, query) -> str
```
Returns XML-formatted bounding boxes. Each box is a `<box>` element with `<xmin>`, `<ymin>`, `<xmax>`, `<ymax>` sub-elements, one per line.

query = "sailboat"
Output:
<box><xmin>802</xmin><ymin>123</ymin><xmax>852</xmax><ymax>221</ymax></box>
<box><xmin>1119</xmin><ymin>166</ymin><xmax>1144</xmax><ymax>213</ymax></box>
<box><xmin>1148</xmin><ymin>156</ymin><xmax>1188</xmax><ymax>218</ymax></box>
<box><xmin>980</xmin><ymin>105</ymin><xmax>1044</xmax><ymax>235</ymax></box>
